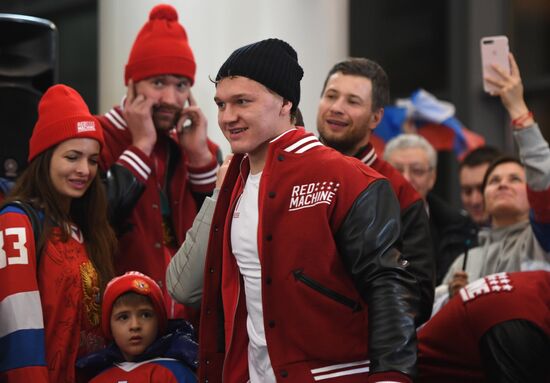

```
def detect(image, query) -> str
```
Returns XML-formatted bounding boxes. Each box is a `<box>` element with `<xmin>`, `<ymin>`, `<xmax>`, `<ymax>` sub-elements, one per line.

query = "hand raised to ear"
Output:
<box><xmin>123</xmin><ymin>79</ymin><xmax>157</xmax><ymax>155</ymax></box>
<box><xmin>176</xmin><ymin>91</ymin><xmax>213</xmax><ymax>167</ymax></box>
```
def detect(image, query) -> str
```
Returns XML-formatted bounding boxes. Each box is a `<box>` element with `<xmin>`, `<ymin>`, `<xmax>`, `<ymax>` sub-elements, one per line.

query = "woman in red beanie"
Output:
<box><xmin>0</xmin><ymin>84</ymin><xmax>116</xmax><ymax>383</ymax></box>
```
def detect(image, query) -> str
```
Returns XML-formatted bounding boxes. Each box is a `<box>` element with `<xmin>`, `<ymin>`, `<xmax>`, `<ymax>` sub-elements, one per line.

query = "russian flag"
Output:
<box><xmin>374</xmin><ymin>89</ymin><xmax>485</xmax><ymax>159</ymax></box>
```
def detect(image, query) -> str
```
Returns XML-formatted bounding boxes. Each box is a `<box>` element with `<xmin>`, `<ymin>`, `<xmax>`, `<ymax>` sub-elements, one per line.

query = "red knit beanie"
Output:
<box><xmin>28</xmin><ymin>84</ymin><xmax>104</xmax><ymax>162</ymax></box>
<box><xmin>102</xmin><ymin>271</ymin><xmax>167</xmax><ymax>340</ymax></box>
<box><xmin>125</xmin><ymin>4</ymin><xmax>196</xmax><ymax>85</ymax></box>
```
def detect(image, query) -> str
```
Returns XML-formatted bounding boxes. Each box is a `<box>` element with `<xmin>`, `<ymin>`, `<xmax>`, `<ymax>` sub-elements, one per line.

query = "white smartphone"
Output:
<box><xmin>480</xmin><ymin>35</ymin><xmax>510</xmax><ymax>93</ymax></box>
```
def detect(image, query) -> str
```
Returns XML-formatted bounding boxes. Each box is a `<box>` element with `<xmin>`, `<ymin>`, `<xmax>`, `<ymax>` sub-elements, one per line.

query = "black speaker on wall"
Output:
<box><xmin>0</xmin><ymin>13</ymin><xmax>57</xmax><ymax>180</ymax></box>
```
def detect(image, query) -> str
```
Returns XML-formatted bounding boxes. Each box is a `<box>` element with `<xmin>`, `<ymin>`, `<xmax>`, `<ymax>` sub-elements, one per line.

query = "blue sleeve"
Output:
<box><xmin>155</xmin><ymin>360</ymin><xmax>197</xmax><ymax>383</ymax></box>
<box><xmin>0</xmin><ymin>207</ymin><xmax>48</xmax><ymax>381</ymax></box>
<box><xmin>530</xmin><ymin>210</ymin><xmax>550</xmax><ymax>252</ymax></box>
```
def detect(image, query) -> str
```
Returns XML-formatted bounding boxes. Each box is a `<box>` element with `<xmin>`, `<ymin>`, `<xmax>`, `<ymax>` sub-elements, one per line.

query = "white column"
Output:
<box><xmin>99</xmin><ymin>0</ymin><xmax>349</xmax><ymax>156</ymax></box>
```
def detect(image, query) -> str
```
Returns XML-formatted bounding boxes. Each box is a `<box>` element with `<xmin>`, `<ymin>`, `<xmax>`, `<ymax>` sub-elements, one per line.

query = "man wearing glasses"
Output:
<box><xmin>384</xmin><ymin>134</ymin><xmax>476</xmax><ymax>284</ymax></box>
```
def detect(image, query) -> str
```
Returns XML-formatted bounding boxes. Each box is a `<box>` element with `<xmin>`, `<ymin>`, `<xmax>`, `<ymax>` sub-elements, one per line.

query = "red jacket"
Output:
<box><xmin>418</xmin><ymin>271</ymin><xmax>550</xmax><ymax>382</ymax></box>
<box><xmin>356</xmin><ymin>144</ymin><xmax>420</xmax><ymax>211</ymax></box>
<box><xmin>198</xmin><ymin>129</ymin><xmax>419</xmax><ymax>383</ymax></box>
<box><xmin>90</xmin><ymin>358</ymin><xmax>196</xmax><ymax>382</ymax></box>
<box><xmin>98</xmin><ymin>106</ymin><xmax>219</xmax><ymax>290</ymax></box>
<box><xmin>0</xmin><ymin>206</ymin><xmax>104</xmax><ymax>383</ymax></box>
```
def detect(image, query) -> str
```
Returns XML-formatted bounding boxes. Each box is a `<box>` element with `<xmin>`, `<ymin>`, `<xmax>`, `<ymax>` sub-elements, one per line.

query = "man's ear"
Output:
<box><xmin>371</xmin><ymin>107</ymin><xmax>384</xmax><ymax>126</ymax></box>
<box><xmin>281</xmin><ymin>99</ymin><xmax>293</xmax><ymax>116</ymax></box>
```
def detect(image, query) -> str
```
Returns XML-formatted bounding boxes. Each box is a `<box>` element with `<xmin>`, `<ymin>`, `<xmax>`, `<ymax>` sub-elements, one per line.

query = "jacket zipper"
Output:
<box><xmin>221</xmin><ymin>180</ymin><xmax>244</xmax><ymax>381</ymax></box>
<box><xmin>292</xmin><ymin>269</ymin><xmax>362</xmax><ymax>312</ymax></box>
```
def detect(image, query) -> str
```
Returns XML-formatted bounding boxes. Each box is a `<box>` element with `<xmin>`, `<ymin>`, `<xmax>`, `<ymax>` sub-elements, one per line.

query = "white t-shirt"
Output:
<box><xmin>231</xmin><ymin>171</ymin><xmax>275</xmax><ymax>383</ymax></box>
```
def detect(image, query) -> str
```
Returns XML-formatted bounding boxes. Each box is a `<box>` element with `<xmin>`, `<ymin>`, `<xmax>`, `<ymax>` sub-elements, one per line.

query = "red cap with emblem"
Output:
<box><xmin>101</xmin><ymin>271</ymin><xmax>167</xmax><ymax>340</ymax></box>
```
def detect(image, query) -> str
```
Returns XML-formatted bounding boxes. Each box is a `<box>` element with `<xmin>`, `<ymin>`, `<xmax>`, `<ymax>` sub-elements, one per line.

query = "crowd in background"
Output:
<box><xmin>0</xmin><ymin>3</ymin><xmax>549</xmax><ymax>383</ymax></box>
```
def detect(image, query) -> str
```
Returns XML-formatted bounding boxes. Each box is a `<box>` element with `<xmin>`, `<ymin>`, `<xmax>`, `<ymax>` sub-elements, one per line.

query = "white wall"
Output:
<box><xmin>99</xmin><ymin>0</ymin><xmax>349</xmax><ymax>156</ymax></box>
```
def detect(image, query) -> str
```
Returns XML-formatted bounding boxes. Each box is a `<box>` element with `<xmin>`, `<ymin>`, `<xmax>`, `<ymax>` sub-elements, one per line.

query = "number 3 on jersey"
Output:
<box><xmin>0</xmin><ymin>228</ymin><xmax>29</xmax><ymax>268</ymax></box>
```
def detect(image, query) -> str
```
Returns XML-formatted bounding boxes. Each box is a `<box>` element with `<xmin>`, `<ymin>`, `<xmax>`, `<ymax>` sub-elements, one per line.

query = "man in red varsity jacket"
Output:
<box><xmin>316</xmin><ymin>58</ymin><xmax>435</xmax><ymax>325</ymax></box>
<box><xmin>417</xmin><ymin>271</ymin><xmax>550</xmax><ymax>382</ymax></box>
<box><xmin>198</xmin><ymin>38</ymin><xmax>419</xmax><ymax>383</ymax></box>
<box><xmin>99</xmin><ymin>4</ymin><xmax>220</xmax><ymax>322</ymax></box>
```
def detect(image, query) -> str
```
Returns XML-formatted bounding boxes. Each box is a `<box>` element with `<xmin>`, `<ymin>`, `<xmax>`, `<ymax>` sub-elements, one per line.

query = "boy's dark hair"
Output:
<box><xmin>113</xmin><ymin>291</ymin><xmax>155</xmax><ymax>310</ymax></box>
<box><xmin>459</xmin><ymin>146</ymin><xmax>502</xmax><ymax>171</ymax></box>
<box><xmin>321</xmin><ymin>57</ymin><xmax>390</xmax><ymax>112</ymax></box>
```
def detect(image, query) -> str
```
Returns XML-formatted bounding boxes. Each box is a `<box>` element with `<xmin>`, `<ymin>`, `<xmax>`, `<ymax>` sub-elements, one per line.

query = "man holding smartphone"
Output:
<box><xmin>99</xmin><ymin>4</ymin><xmax>220</xmax><ymax>323</ymax></box>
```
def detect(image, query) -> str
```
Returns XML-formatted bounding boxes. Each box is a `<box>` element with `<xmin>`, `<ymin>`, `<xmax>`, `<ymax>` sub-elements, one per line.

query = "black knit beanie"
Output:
<box><xmin>215</xmin><ymin>38</ymin><xmax>304</xmax><ymax>112</ymax></box>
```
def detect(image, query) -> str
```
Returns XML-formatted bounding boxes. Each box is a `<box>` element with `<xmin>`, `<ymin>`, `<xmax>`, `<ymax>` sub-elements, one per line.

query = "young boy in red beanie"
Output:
<box><xmin>77</xmin><ymin>271</ymin><xmax>197</xmax><ymax>382</ymax></box>
<box><xmin>98</xmin><ymin>3</ymin><xmax>221</xmax><ymax>324</ymax></box>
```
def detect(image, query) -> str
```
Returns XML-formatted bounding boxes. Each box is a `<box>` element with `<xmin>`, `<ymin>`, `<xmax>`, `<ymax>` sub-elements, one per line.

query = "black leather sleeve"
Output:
<box><xmin>336</xmin><ymin>179</ymin><xmax>418</xmax><ymax>378</ymax></box>
<box><xmin>479</xmin><ymin>319</ymin><xmax>550</xmax><ymax>383</ymax></box>
<box><xmin>400</xmin><ymin>199</ymin><xmax>435</xmax><ymax>326</ymax></box>
<box><xmin>102</xmin><ymin>163</ymin><xmax>145</xmax><ymax>233</ymax></box>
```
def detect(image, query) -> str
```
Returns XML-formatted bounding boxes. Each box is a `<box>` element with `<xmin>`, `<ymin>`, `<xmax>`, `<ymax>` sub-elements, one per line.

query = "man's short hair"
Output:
<box><xmin>321</xmin><ymin>58</ymin><xmax>389</xmax><ymax>112</ymax></box>
<box><xmin>383</xmin><ymin>133</ymin><xmax>438</xmax><ymax>169</ymax></box>
<box><xmin>459</xmin><ymin>146</ymin><xmax>501</xmax><ymax>172</ymax></box>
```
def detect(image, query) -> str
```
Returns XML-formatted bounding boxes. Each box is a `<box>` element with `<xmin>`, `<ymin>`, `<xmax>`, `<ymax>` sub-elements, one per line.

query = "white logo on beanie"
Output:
<box><xmin>77</xmin><ymin>120</ymin><xmax>96</xmax><ymax>133</ymax></box>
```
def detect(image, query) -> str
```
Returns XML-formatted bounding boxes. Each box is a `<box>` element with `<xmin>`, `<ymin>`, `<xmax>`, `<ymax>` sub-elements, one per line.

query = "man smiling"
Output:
<box><xmin>198</xmin><ymin>39</ymin><xmax>419</xmax><ymax>383</ymax></box>
<box><xmin>316</xmin><ymin>58</ymin><xmax>435</xmax><ymax>325</ymax></box>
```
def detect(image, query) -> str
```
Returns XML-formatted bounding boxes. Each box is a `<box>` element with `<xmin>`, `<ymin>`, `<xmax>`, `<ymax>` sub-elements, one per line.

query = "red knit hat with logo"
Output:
<box><xmin>125</xmin><ymin>4</ymin><xmax>196</xmax><ymax>85</ymax></box>
<box><xmin>101</xmin><ymin>271</ymin><xmax>167</xmax><ymax>340</ymax></box>
<box><xmin>28</xmin><ymin>84</ymin><xmax>104</xmax><ymax>162</ymax></box>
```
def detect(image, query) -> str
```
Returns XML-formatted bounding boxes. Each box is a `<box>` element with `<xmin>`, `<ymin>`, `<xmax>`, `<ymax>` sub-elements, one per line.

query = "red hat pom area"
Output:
<box><xmin>124</xmin><ymin>4</ymin><xmax>196</xmax><ymax>85</ymax></box>
<box><xmin>149</xmin><ymin>4</ymin><xmax>178</xmax><ymax>21</ymax></box>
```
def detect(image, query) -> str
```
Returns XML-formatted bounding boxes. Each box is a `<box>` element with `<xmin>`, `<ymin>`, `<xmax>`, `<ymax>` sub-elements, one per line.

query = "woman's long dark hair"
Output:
<box><xmin>5</xmin><ymin>147</ymin><xmax>116</xmax><ymax>291</ymax></box>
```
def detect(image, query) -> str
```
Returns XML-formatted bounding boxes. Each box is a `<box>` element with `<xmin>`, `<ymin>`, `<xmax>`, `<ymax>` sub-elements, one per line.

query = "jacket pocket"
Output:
<box><xmin>292</xmin><ymin>269</ymin><xmax>362</xmax><ymax>312</ymax></box>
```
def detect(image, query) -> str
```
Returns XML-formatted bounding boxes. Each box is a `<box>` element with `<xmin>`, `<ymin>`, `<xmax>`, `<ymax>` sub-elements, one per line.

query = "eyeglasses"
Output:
<box><xmin>393</xmin><ymin>164</ymin><xmax>433</xmax><ymax>178</ymax></box>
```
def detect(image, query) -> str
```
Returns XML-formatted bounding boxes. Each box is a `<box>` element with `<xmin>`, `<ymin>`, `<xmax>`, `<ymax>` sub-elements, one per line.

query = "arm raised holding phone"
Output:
<box><xmin>435</xmin><ymin>52</ymin><xmax>550</xmax><ymax>309</ymax></box>
<box><xmin>480</xmin><ymin>35</ymin><xmax>511</xmax><ymax>94</ymax></box>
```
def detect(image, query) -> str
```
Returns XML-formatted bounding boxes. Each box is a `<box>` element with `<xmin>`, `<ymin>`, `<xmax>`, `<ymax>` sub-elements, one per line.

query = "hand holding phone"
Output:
<box><xmin>480</xmin><ymin>35</ymin><xmax>510</xmax><ymax>93</ymax></box>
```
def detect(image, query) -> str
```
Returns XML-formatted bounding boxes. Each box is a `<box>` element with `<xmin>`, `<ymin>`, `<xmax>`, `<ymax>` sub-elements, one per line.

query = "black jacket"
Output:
<box><xmin>427</xmin><ymin>192</ymin><xmax>477</xmax><ymax>284</ymax></box>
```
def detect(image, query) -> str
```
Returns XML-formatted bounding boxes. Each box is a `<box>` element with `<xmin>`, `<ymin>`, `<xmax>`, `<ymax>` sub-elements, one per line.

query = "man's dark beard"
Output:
<box><xmin>153</xmin><ymin>103</ymin><xmax>180</xmax><ymax>128</ymax></box>
<box><xmin>319</xmin><ymin>134</ymin><xmax>359</xmax><ymax>156</ymax></box>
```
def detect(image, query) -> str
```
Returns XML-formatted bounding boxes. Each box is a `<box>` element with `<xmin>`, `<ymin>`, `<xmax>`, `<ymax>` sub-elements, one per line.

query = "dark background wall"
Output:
<box><xmin>0</xmin><ymin>0</ymin><xmax>97</xmax><ymax>111</ymax></box>
<box><xmin>350</xmin><ymin>0</ymin><xmax>550</xmax><ymax>206</ymax></box>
